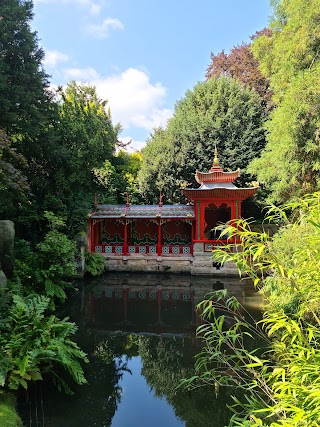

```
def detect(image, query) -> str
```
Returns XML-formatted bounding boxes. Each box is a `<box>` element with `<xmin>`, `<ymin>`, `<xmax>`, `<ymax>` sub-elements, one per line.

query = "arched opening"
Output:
<box><xmin>204</xmin><ymin>203</ymin><xmax>231</xmax><ymax>240</ymax></box>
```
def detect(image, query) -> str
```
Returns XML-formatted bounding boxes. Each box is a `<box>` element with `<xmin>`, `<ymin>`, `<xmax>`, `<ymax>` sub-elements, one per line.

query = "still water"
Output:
<box><xmin>22</xmin><ymin>273</ymin><xmax>262</xmax><ymax>427</ymax></box>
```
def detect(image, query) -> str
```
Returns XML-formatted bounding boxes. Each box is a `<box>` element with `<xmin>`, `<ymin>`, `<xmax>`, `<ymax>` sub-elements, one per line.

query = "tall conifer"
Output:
<box><xmin>0</xmin><ymin>0</ymin><xmax>50</xmax><ymax>137</ymax></box>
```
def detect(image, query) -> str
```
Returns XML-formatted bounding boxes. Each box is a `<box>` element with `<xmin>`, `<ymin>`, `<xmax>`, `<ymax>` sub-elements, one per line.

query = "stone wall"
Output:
<box><xmin>101</xmin><ymin>242</ymin><xmax>239</xmax><ymax>276</ymax></box>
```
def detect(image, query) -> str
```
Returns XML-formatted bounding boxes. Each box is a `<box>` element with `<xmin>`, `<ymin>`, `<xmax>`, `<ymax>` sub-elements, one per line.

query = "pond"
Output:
<box><xmin>21</xmin><ymin>273</ymin><xmax>262</xmax><ymax>427</ymax></box>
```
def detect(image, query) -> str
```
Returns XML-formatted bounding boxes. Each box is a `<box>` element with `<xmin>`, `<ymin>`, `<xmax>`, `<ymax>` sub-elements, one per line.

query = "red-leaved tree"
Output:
<box><xmin>206</xmin><ymin>29</ymin><xmax>272</xmax><ymax>113</ymax></box>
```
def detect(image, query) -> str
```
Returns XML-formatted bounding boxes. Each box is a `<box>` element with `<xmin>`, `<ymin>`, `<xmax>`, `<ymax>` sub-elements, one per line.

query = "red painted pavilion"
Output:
<box><xmin>88</xmin><ymin>148</ymin><xmax>258</xmax><ymax>272</ymax></box>
<box><xmin>182</xmin><ymin>147</ymin><xmax>258</xmax><ymax>251</ymax></box>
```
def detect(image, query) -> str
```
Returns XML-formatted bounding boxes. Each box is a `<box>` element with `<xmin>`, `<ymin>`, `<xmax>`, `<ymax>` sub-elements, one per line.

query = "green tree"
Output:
<box><xmin>38</xmin><ymin>82</ymin><xmax>121</xmax><ymax>236</ymax></box>
<box><xmin>56</xmin><ymin>82</ymin><xmax>119</xmax><ymax>183</ymax></box>
<box><xmin>250</xmin><ymin>0</ymin><xmax>320</xmax><ymax>203</ymax></box>
<box><xmin>92</xmin><ymin>159</ymin><xmax>121</xmax><ymax>204</ymax></box>
<box><xmin>0</xmin><ymin>130</ymin><xmax>29</xmax><ymax>218</ymax></box>
<box><xmin>0</xmin><ymin>0</ymin><xmax>50</xmax><ymax>137</ymax></box>
<box><xmin>0</xmin><ymin>0</ymin><xmax>54</xmax><ymax>237</ymax></box>
<box><xmin>112</xmin><ymin>150</ymin><xmax>143</xmax><ymax>204</ymax></box>
<box><xmin>138</xmin><ymin>77</ymin><xmax>266</xmax><ymax>204</ymax></box>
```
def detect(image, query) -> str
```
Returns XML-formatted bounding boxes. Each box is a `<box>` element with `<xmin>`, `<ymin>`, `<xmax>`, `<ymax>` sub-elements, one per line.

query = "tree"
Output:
<box><xmin>0</xmin><ymin>130</ymin><xmax>29</xmax><ymax>217</ymax></box>
<box><xmin>56</xmin><ymin>82</ymin><xmax>119</xmax><ymax>180</ymax></box>
<box><xmin>138</xmin><ymin>77</ymin><xmax>266</xmax><ymax>204</ymax></box>
<box><xmin>249</xmin><ymin>0</ymin><xmax>320</xmax><ymax>203</ymax></box>
<box><xmin>0</xmin><ymin>0</ymin><xmax>50</xmax><ymax>137</ymax></box>
<box><xmin>37</xmin><ymin>82</ymin><xmax>121</xmax><ymax>236</ymax></box>
<box><xmin>0</xmin><ymin>0</ymin><xmax>55</xmax><ymax>239</ymax></box>
<box><xmin>206</xmin><ymin>29</ymin><xmax>272</xmax><ymax>112</ymax></box>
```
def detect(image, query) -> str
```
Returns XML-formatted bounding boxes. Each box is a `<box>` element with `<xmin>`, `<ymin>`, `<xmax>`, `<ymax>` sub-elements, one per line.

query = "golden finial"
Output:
<box><xmin>213</xmin><ymin>144</ymin><xmax>219</xmax><ymax>165</ymax></box>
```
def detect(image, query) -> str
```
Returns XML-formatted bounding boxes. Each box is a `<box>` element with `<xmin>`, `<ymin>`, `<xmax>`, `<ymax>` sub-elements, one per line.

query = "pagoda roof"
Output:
<box><xmin>183</xmin><ymin>186</ymin><xmax>258</xmax><ymax>201</ymax></box>
<box><xmin>195</xmin><ymin>146</ymin><xmax>240</xmax><ymax>184</ymax></box>
<box><xmin>184</xmin><ymin>145</ymin><xmax>259</xmax><ymax>200</ymax></box>
<box><xmin>90</xmin><ymin>204</ymin><xmax>195</xmax><ymax>219</ymax></box>
<box><xmin>195</xmin><ymin>169</ymin><xmax>240</xmax><ymax>184</ymax></box>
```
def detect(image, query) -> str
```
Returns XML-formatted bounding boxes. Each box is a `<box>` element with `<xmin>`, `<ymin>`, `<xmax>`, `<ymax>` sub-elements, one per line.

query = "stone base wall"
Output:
<box><xmin>101</xmin><ymin>242</ymin><xmax>240</xmax><ymax>276</ymax></box>
<box><xmin>103</xmin><ymin>254</ymin><xmax>194</xmax><ymax>274</ymax></box>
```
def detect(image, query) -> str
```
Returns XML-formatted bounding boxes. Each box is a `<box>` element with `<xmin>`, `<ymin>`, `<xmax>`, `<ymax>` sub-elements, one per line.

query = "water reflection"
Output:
<box><xmin>22</xmin><ymin>273</ymin><xmax>262</xmax><ymax>427</ymax></box>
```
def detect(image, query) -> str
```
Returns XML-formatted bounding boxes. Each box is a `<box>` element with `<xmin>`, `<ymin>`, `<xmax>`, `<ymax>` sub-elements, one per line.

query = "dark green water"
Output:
<box><xmin>21</xmin><ymin>273</ymin><xmax>262</xmax><ymax>427</ymax></box>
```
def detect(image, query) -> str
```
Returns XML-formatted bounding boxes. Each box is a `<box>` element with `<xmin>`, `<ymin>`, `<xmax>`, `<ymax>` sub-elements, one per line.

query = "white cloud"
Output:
<box><xmin>43</xmin><ymin>50</ymin><xmax>69</xmax><ymax>68</ymax></box>
<box><xmin>93</xmin><ymin>68</ymin><xmax>173</xmax><ymax>131</ymax></box>
<box><xmin>61</xmin><ymin>66</ymin><xmax>173</xmax><ymax>138</ymax></box>
<box><xmin>87</xmin><ymin>17</ymin><xmax>124</xmax><ymax>39</ymax></box>
<box><xmin>35</xmin><ymin>0</ymin><xmax>101</xmax><ymax>15</ymax></box>
<box><xmin>64</xmin><ymin>67</ymin><xmax>100</xmax><ymax>81</ymax></box>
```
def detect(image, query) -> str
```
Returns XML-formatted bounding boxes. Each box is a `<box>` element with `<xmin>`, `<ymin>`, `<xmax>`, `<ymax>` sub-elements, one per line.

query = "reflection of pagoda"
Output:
<box><xmin>88</xmin><ymin>147</ymin><xmax>258</xmax><ymax>275</ymax></box>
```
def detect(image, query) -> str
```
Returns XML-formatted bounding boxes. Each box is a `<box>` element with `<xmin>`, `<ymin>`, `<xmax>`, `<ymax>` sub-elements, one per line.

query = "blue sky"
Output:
<box><xmin>33</xmin><ymin>0</ymin><xmax>271</xmax><ymax>151</ymax></box>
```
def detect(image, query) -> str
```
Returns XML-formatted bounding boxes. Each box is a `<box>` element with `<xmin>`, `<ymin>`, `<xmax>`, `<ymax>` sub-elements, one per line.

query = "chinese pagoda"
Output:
<box><xmin>88</xmin><ymin>148</ymin><xmax>258</xmax><ymax>275</ymax></box>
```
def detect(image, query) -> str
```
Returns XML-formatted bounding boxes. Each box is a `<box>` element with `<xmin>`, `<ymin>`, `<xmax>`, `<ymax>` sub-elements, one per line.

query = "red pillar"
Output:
<box><xmin>236</xmin><ymin>201</ymin><xmax>241</xmax><ymax>244</ymax></box>
<box><xmin>157</xmin><ymin>219</ymin><xmax>162</xmax><ymax>256</ymax></box>
<box><xmin>230</xmin><ymin>201</ymin><xmax>237</xmax><ymax>244</ymax></box>
<box><xmin>200</xmin><ymin>202</ymin><xmax>206</xmax><ymax>241</ymax></box>
<box><xmin>94</xmin><ymin>221</ymin><xmax>101</xmax><ymax>246</ymax></box>
<box><xmin>123</xmin><ymin>220</ymin><xmax>128</xmax><ymax>255</ymax></box>
<box><xmin>190</xmin><ymin>220</ymin><xmax>194</xmax><ymax>254</ymax></box>
<box><xmin>88</xmin><ymin>219</ymin><xmax>92</xmax><ymax>252</ymax></box>
<box><xmin>92</xmin><ymin>221</ymin><xmax>96</xmax><ymax>251</ymax></box>
<box><xmin>230</xmin><ymin>201</ymin><xmax>236</xmax><ymax>221</ymax></box>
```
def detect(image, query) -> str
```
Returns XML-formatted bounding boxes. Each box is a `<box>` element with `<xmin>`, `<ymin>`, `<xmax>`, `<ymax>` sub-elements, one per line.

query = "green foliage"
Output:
<box><xmin>0</xmin><ymin>0</ymin><xmax>50</xmax><ymax>136</ymax></box>
<box><xmin>189</xmin><ymin>193</ymin><xmax>320</xmax><ymax>425</ymax></box>
<box><xmin>84</xmin><ymin>252</ymin><xmax>105</xmax><ymax>277</ymax></box>
<box><xmin>182</xmin><ymin>290</ymin><xmax>273</xmax><ymax>426</ymax></box>
<box><xmin>250</xmin><ymin>0</ymin><xmax>320</xmax><ymax>203</ymax></box>
<box><xmin>0</xmin><ymin>130</ymin><xmax>29</xmax><ymax>218</ymax></box>
<box><xmin>1</xmin><ymin>221</ymin><xmax>88</xmax><ymax>397</ymax></box>
<box><xmin>44</xmin><ymin>210</ymin><xmax>66</xmax><ymax>230</ymax></box>
<box><xmin>32</xmin><ymin>82</ymin><xmax>122</xmax><ymax>236</ymax></box>
<box><xmin>34</xmin><ymin>229</ymin><xmax>76</xmax><ymax>300</ymax></box>
<box><xmin>0</xmin><ymin>293</ymin><xmax>87</xmax><ymax>394</ymax></box>
<box><xmin>138</xmin><ymin>77</ymin><xmax>266</xmax><ymax>203</ymax></box>
<box><xmin>92</xmin><ymin>159</ymin><xmax>121</xmax><ymax>204</ymax></box>
<box><xmin>56</xmin><ymin>82</ymin><xmax>118</xmax><ymax>182</ymax></box>
<box><xmin>112</xmin><ymin>150</ymin><xmax>143</xmax><ymax>204</ymax></box>
<box><xmin>14</xmin><ymin>212</ymin><xmax>76</xmax><ymax>302</ymax></box>
<box><xmin>0</xmin><ymin>391</ymin><xmax>23</xmax><ymax>427</ymax></box>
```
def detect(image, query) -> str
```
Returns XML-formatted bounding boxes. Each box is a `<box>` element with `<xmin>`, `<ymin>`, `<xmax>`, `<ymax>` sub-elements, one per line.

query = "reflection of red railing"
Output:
<box><xmin>93</xmin><ymin>244</ymin><xmax>193</xmax><ymax>256</ymax></box>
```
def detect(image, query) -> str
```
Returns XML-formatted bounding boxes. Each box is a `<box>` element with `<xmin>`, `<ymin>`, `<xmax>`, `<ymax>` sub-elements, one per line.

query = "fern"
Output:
<box><xmin>0</xmin><ymin>294</ymin><xmax>87</xmax><ymax>392</ymax></box>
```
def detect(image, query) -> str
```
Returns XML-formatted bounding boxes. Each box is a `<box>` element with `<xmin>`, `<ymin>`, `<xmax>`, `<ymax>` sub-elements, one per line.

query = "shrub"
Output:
<box><xmin>84</xmin><ymin>252</ymin><xmax>105</xmax><ymax>276</ymax></box>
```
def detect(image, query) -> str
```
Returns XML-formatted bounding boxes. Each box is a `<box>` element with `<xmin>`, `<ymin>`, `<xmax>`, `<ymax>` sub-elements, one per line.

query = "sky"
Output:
<box><xmin>32</xmin><ymin>0</ymin><xmax>271</xmax><ymax>152</ymax></box>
